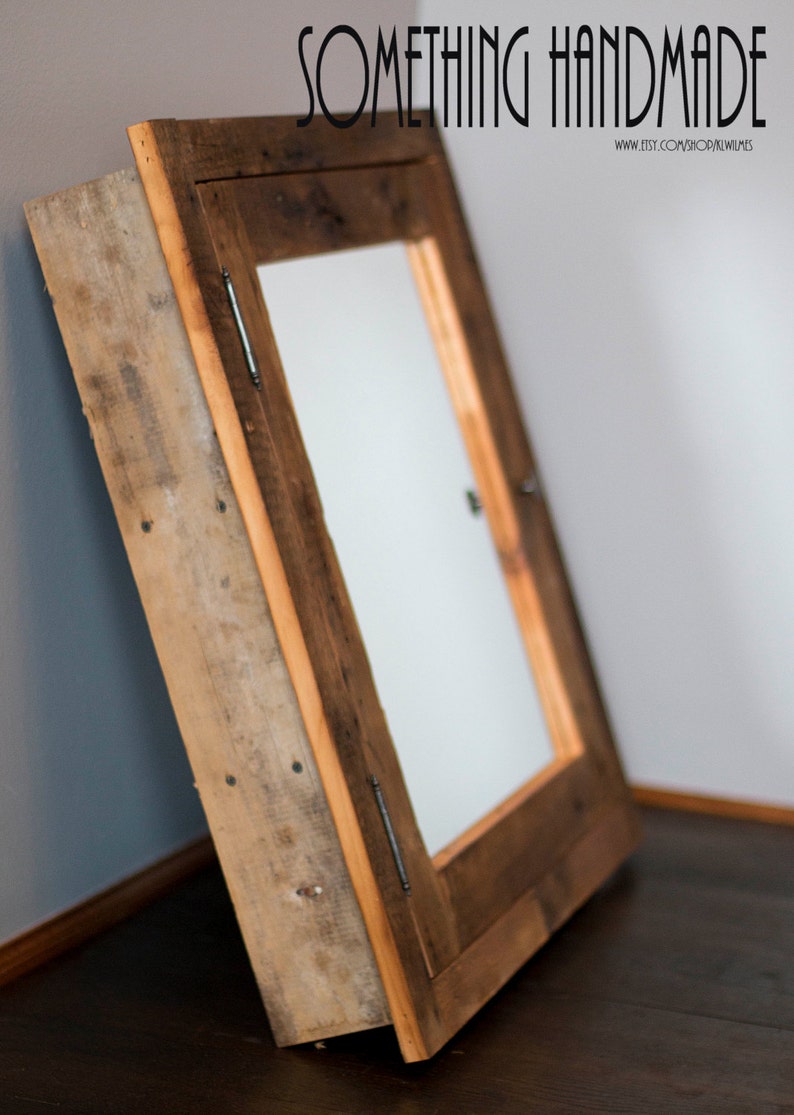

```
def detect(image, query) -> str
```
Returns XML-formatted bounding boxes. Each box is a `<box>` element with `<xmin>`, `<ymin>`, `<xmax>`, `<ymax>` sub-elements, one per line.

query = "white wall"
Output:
<box><xmin>419</xmin><ymin>0</ymin><xmax>794</xmax><ymax>806</ymax></box>
<box><xmin>0</xmin><ymin>1</ymin><xmax>414</xmax><ymax>946</ymax></box>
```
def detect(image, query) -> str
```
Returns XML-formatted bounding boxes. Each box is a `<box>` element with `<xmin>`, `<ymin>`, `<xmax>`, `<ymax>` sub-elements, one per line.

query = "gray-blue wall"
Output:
<box><xmin>0</xmin><ymin>0</ymin><xmax>414</xmax><ymax>946</ymax></box>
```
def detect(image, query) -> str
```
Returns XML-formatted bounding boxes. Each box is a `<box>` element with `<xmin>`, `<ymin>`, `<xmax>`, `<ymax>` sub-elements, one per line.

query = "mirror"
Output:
<box><xmin>257</xmin><ymin>242</ymin><xmax>554</xmax><ymax>855</ymax></box>
<box><xmin>129</xmin><ymin>112</ymin><xmax>640</xmax><ymax>1062</ymax></box>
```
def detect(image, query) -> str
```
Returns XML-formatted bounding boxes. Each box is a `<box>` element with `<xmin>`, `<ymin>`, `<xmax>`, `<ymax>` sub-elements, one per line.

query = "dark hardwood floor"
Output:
<box><xmin>1</xmin><ymin>807</ymin><xmax>792</xmax><ymax>1113</ymax></box>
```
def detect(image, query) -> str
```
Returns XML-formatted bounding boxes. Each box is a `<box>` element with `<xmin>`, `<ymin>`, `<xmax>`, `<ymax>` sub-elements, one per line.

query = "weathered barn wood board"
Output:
<box><xmin>25</xmin><ymin>169</ymin><xmax>389</xmax><ymax>1046</ymax></box>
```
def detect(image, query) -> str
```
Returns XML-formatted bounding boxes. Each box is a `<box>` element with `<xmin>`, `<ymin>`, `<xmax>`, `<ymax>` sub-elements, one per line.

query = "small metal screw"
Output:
<box><xmin>141</xmin><ymin>520</ymin><xmax>152</xmax><ymax>533</ymax></box>
<box><xmin>225</xmin><ymin>774</ymin><xmax>237</xmax><ymax>787</ymax></box>
<box><xmin>296</xmin><ymin>885</ymin><xmax>323</xmax><ymax>898</ymax></box>
<box><xmin>292</xmin><ymin>761</ymin><xmax>303</xmax><ymax>774</ymax></box>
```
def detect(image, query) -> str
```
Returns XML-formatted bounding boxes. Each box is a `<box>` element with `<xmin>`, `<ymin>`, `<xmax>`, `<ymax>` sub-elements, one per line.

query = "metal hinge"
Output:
<box><xmin>221</xmin><ymin>265</ymin><xmax>262</xmax><ymax>391</ymax></box>
<box><xmin>370</xmin><ymin>774</ymin><xmax>412</xmax><ymax>895</ymax></box>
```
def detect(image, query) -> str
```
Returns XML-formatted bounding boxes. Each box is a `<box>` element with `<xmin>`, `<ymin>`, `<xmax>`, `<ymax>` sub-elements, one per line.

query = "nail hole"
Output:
<box><xmin>296</xmin><ymin>885</ymin><xmax>323</xmax><ymax>898</ymax></box>
<box><xmin>141</xmin><ymin>520</ymin><xmax>152</xmax><ymax>533</ymax></box>
<box><xmin>216</xmin><ymin>500</ymin><xmax>227</xmax><ymax>513</ymax></box>
<box><xmin>225</xmin><ymin>775</ymin><xmax>237</xmax><ymax>787</ymax></box>
<box><xmin>292</xmin><ymin>761</ymin><xmax>303</xmax><ymax>774</ymax></box>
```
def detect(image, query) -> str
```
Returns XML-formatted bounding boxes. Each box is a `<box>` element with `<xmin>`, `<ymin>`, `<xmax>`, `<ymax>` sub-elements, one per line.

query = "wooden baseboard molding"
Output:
<box><xmin>0</xmin><ymin>835</ymin><xmax>216</xmax><ymax>990</ymax></box>
<box><xmin>632</xmin><ymin>785</ymin><xmax>794</xmax><ymax>827</ymax></box>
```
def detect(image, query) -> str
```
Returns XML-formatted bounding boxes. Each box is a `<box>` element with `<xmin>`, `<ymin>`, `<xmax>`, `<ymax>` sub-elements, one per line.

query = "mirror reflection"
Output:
<box><xmin>257</xmin><ymin>242</ymin><xmax>553</xmax><ymax>854</ymax></box>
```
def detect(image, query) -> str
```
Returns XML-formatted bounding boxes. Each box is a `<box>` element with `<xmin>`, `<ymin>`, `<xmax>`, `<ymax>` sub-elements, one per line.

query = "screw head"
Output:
<box><xmin>296</xmin><ymin>885</ymin><xmax>323</xmax><ymax>898</ymax></box>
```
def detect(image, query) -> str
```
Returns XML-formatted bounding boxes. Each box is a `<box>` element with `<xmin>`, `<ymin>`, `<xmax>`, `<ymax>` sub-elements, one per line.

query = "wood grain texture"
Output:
<box><xmin>128</xmin><ymin>114</ymin><xmax>640</xmax><ymax>1062</ymax></box>
<box><xmin>24</xmin><ymin>169</ymin><xmax>389</xmax><ymax>1046</ymax></box>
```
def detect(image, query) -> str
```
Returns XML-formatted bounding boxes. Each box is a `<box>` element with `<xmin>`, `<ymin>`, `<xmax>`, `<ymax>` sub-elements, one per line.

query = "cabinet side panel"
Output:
<box><xmin>25</xmin><ymin>169</ymin><xmax>389</xmax><ymax>1046</ymax></box>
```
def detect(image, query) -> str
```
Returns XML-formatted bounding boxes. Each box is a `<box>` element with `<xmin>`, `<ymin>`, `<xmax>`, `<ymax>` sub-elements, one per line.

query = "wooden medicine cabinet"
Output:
<box><xmin>26</xmin><ymin>115</ymin><xmax>639</xmax><ymax>1062</ymax></box>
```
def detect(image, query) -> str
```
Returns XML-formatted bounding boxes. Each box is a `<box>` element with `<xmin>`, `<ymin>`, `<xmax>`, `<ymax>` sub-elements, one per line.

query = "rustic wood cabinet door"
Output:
<box><xmin>129</xmin><ymin>115</ymin><xmax>640</xmax><ymax>1062</ymax></box>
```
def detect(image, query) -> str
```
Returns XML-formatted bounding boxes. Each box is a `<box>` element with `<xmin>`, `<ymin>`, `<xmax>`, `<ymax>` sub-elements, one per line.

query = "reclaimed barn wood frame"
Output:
<box><xmin>128</xmin><ymin>114</ymin><xmax>640</xmax><ymax>1060</ymax></box>
<box><xmin>30</xmin><ymin>115</ymin><xmax>639</xmax><ymax>1063</ymax></box>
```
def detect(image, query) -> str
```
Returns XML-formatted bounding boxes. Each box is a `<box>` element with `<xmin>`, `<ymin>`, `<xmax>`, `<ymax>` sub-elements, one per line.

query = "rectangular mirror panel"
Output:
<box><xmin>258</xmin><ymin>243</ymin><xmax>554</xmax><ymax>855</ymax></box>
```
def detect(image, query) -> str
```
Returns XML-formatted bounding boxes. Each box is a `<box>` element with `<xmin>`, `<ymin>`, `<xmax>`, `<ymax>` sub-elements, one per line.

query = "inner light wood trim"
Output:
<box><xmin>407</xmin><ymin>236</ymin><xmax>584</xmax><ymax>763</ymax></box>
